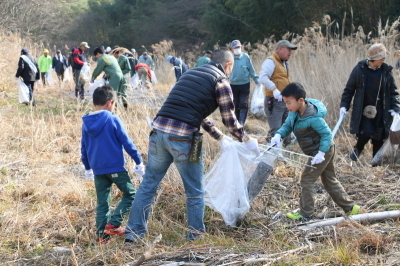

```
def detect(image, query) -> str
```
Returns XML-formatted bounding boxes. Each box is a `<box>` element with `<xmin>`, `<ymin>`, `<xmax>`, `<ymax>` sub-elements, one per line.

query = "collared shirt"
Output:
<box><xmin>152</xmin><ymin>79</ymin><xmax>249</xmax><ymax>142</ymax></box>
<box><xmin>366</xmin><ymin>60</ymin><xmax>382</xmax><ymax>70</ymax></box>
<box><xmin>259</xmin><ymin>58</ymin><xmax>288</xmax><ymax>91</ymax></box>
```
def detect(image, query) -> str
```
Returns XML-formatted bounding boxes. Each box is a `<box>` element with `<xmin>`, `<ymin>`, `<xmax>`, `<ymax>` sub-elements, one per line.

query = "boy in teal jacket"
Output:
<box><xmin>270</xmin><ymin>82</ymin><xmax>360</xmax><ymax>220</ymax></box>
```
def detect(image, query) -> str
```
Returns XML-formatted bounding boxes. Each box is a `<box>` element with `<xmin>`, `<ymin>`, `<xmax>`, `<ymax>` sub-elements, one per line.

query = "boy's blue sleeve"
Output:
<box><xmin>310</xmin><ymin>117</ymin><xmax>332</xmax><ymax>153</ymax></box>
<box><xmin>81</xmin><ymin>127</ymin><xmax>91</xmax><ymax>170</ymax></box>
<box><xmin>114</xmin><ymin>117</ymin><xmax>143</xmax><ymax>165</ymax></box>
<box><xmin>275</xmin><ymin>115</ymin><xmax>293</xmax><ymax>138</ymax></box>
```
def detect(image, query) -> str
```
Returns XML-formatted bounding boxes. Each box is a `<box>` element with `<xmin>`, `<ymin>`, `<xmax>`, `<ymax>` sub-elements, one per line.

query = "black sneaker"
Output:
<box><xmin>350</xmin><ymin>148</ymin><xmax>360</xmax><ymax>161</ymax></box>
<box><xmin>124</xmin><ymin>239</ymin><xmax>136</xmax><ymax>246</ymax></box>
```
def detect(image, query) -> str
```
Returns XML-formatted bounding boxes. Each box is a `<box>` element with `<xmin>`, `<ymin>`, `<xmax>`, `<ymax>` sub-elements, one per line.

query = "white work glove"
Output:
<box><xmin>245</xmin><ymin>138</ymin><xmax>260</xmax><ymax>155</ymax></box>
<box><xmin>134</xmin><ymin>162</ymin><xmax>145</xmax><ymax>178</ymax></box>
<box><xmin>273</xmin><ymin>89</ymin><xmax>282</xmax><ymax>101</ymax></box>
<box><xmin>270</xmin><ymin>134</ymin><xmax>282</xmax><ymax>149</ymax></box>
<box><xmin>340</xmin><ymin>107</ymin><xmax>347</xmax><ymax>116</ymax></box>
<box><xmin>388</xmin><ymin>109</ymin><xmax>399</xmax><ymax>117</ymax></box>
<box><xmin>84</xmin><ymin>169</ymin><xmax>94</xmax><ymax>179</ymax></box>
<box><xmin>219</xmin><ymin>136</ymin><xmax>234</xmax><ymax>150</ymax></box>
<box><xmin>83</xmin><ymin>62</ymin><xmax>88</xmax><ymax>67</ymax></box>
<box><xmin>311</xmin><ymin>151</ymin><xmax>325</xmax><ymax>165</ymax></box>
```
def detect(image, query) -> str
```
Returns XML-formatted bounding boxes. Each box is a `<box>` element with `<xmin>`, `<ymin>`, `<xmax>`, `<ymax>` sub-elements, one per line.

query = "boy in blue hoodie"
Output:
<box><xmin>81</xmin><ymin>85</ymin><xmax>145</xmax><ymax>243</ymax></box>
<box><xmin>270</xmin><ymin>82</ymin><xmax>360</xmax><ymax>221</ymax></box>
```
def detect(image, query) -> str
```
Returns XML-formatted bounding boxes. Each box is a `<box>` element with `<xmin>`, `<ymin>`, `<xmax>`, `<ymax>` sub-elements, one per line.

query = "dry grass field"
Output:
<box><xmin>1</xmin><ymin>20</ymin><xmax>400</xmax><ymax>265</ymax></box>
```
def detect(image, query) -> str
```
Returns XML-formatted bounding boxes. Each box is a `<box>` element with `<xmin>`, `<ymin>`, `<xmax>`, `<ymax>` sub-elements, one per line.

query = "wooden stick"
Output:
<box><xmin>297</xmin><ymin>210</ymin><xmax>400</xmax><ymax>230</ymax></box>
<box><xmin>124</xmin><ymin>234</ymin><xmax>162</xmax><ymax>266</ymax></box>
<box><xmin>263</xmin><ymin>246</ymin><xmax>309</xmax><ymax>266</ymax></box>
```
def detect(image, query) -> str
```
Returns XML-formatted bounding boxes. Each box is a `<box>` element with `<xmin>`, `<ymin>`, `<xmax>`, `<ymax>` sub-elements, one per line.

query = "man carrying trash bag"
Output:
<box><xmin>125</xmin><ymin>48</ymin><xmax>260</xmax><ymax>244</ymax></box>
<box><xmin>15</xmin><ymin>48</ymin><xmax>40</xmax><ymax>105</ymax></box>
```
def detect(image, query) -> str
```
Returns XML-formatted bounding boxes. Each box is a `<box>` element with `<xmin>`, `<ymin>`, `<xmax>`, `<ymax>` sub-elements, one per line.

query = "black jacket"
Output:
<box><xmin>15</xmin><ymin>54</ymin><xmax>40</xmax><ymax>82</ymax></box>
<box><xmin>157</xmin><ymin>61</ymin><xmax>227</xmax><ymax>128</ymax></box>
<box><xmin>340</xmin><ymin>59</ymin><xmax>400</xmax><ymax>138</ymax></box>
<box><xmin>52</xmin><ymin>55</ymin><xmax>68</xmax><ymax>73</ymax></box>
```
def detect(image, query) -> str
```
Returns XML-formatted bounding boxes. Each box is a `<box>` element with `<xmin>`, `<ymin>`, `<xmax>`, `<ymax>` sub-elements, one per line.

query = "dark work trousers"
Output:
<box><xmin>231</xmin><ymin>83</ymin><xmax>250</xmax><ymax>125</ymax></box>
<box><xmin>40</xmin><ymin>72</ymin><xmax>47</xmax><ymax>85</ymax></box>
<box><xmin>24</xmin><ymin>81</ymin><xmax>35</xmax><ymax>102</ymax></box>
<box><xmin>56</xmin><ymin>68</ymin><xmax>65</xmax><ymax>82</ymax></box>
<box><xmin>73</xmin><ymin>69</ymin><xmax>85</xmax><ymax>99</ymax></box>
<box><xmin>355</xmin><ymin>134</ymin><xmax>384</xmax><ymax>157</ymax></box>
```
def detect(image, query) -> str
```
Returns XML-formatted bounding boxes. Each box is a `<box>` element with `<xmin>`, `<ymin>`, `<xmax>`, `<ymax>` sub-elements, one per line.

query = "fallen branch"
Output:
<box><xmin>297</xmin><ymin>211</ymin><xmax>400</xmax><ymax>230</ymax></box>
<box><xmin>263</xmin><ymin>246</ymin><xmax>309</xmax><ymax>265</ymax></box>
<box><xmin>124</xmin><ymin>234</ymin><xmax>162</xmax><ymax>266</ymax></box>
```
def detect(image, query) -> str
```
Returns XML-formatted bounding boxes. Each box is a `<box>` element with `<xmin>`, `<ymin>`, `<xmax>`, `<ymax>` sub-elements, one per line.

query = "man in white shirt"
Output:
<box><xmin>259</xmin><ymin>40</ymin><xmax>297</xmax><ymax>145</ymax></box>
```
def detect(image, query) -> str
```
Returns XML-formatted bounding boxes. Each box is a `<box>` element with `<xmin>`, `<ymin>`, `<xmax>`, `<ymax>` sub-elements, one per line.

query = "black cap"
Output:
<box><xmin>205</xmin><ymin>50</ymin><xmax>213</xmax><ymax>55</ymax></box>
<box><xmin>21</xmin><ymin>48</ymin><xmax>29</xmax><ymax>54</ymax></box>
<box><xmin>56</xmin><ymin>50</ymin><xmax>61</xmax><ymax>54</ymax></box>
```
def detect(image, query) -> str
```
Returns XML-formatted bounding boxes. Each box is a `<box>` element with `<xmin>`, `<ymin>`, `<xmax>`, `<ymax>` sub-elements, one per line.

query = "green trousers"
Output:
<box><xmin>94</xmin><ymin>171</ymin><xmax>136</xmax><ymax>237</ymax></box>
<box><xmin>299</xmin><ymin>146</ymin><xmax>354</xmax><ymax>216</ymax></box>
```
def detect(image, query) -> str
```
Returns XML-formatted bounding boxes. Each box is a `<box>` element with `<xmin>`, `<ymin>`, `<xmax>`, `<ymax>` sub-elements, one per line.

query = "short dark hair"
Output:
<box><xmin>93</xmin><ymin>46</ymin><xmax>104</xmax><ymax>56</ymax></box>
<box><xmin>281</xmin><ymin>82</ymin><xmax>306</xmax><ymax>100</ymax></box>
<box><xmin>93</xmin><ymin>85</ymin><xmax>115</xmax><ymax>105</ymax></box>
<box><xmin>211</xmin><ymin>47</ymin><xmax>234</xmax><ymax>64</ymax></box>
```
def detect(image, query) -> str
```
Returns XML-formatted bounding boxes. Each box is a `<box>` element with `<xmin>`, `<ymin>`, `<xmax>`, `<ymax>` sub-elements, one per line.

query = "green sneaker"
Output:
<box><xmin>347</xmin><ymin>205</ymin><xmax>361</xmax><ymax>215</ymax></box>
<box><xmin>286</xmin><ymin>212</ymin><xmax>313</xmax><ymax>221</ymax></box>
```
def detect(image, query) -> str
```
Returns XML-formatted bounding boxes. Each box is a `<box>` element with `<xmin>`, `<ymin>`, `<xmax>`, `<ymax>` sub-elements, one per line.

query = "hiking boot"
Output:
<box><xmin>286</xmin><ymin>212</ymin><xmax>313</xmax><ymax>221</ymax></box>
<box><xmin>104</xmin><ymin>223</ymin><xmax>125</xmax><ymax>236</ymax></box>
<box><xmin>347</xmin><ymin>205</ymin><xmax>361</xmax><ymax>216</ymax></box>
<box><xmin>350</xmin><ymin>148</ymin><xmax>360</xmax><ymax>161</ymax></box>
<box><xmin>96</xmin><ymin>235</ymin><xmax>111</xmax><ymax>244</ymax></box>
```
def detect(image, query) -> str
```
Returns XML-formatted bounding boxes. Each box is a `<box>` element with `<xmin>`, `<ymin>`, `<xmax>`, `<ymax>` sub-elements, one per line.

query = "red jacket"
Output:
<box><xmin>71</xmin><ymin>48</ymin><xmax>86</xmax><ymax>70</ymax></box>
<box><xmin>135</xmin><ymin>63</ymin><xmax>152</xmax><ymax>81</ymax></box>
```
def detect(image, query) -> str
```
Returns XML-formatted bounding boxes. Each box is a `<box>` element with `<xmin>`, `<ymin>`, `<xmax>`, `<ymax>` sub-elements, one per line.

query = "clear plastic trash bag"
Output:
<box><xmin>17</xmin><ymin>79</ymin><xmax>30</xmax><ymax>104</ymax></box>
<box><xmin>63</xmin><ymin>68</ymin><xmax>71</xmax><ymax>82</ymax></box>
<box><xmin>203</xmin><ymin>141</ymin><xmax>276</xmax><ymax>226</ymax></box>
<box><xmin>86</xmin><ymin>79</ymin><xmax>106</xmax><ymax>96</ymax></box>
<box><xmin>151</xmin><ymin>70</ymin><xmax>158</xmax><ymax>84</ymax></box>
<box><xmin>389</xmin><ymin>115</ymin><xmax>400</xmax><ymax>144</ymax></box>
<box><xmin>79</xmin><ymin>64</ymin><xmax>90</xmax><ymax>84</ymax></box>
<box><xmin>45</xmin><ymin>70</ymin><xmax>54</xmax><ymax>85</ymax></box>
<box><xmin>129</xmin><ymin>73</ymin><xmax>139</xmax><ymax>89</ymax></box>
<box><xmin>371</xmin><ymin>138</ymin><xmax>400</xmax><ymax>166</ymax></box>
<box><xmin>250</xmin><ymin>83</ymin><xmax>266</xmax><ymax>118</ymax></box>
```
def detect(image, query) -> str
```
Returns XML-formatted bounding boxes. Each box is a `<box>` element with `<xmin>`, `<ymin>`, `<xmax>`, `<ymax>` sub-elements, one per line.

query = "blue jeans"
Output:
<box><xmin>126</xmin><ymin>129</ymin><xmax>205</xmax><ymax>241</ymax></box>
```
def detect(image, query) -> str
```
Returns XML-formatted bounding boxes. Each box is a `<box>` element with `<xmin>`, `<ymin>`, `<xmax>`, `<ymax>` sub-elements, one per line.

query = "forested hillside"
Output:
<box><xmin>1</xmin><ymin>0</ymin><xmax>399</xmax><ymax>54</ymax></box>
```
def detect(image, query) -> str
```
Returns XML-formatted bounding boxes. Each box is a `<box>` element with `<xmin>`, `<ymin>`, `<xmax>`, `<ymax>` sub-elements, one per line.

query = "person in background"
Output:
<box><xmin>15</xmin><ymin>48</ymin><xmax>40</xmax><ymax>105</ymax></box>
<box><xmin>166</xmin><ymin>55</ymin><xmax>188</xmax><ymax>82</ymax></box>
<box><xmin>340</xmin><ymin>43</ymin><xmax>400</xmax><ymax>163</ymax></box>
<box><xmin>138</xmin><ymin>52</ymin><xmax>155</xmax><ymax>70</ymax></box>
<box><xmin>134</xmin><ymin>62</ymin><xmax>152</xmax><ymax>89</ymax></box>
<box><xmin>259</xmin><ymin>40</ymin><xmax>297</xmax><ymax>145</ymax></box>
<box><xmin>52</xmin><ymin>50</ymin><xmax>69</xmax><ymax>82</ymax></box>
<box><xmin>38</xmin><ymin>49</ymin><xmax>52</xmax><ymax>86</ymax></box>
<box><xmin>127</xmin><ymin>48</ymin><xmax>139</xmax><ymax>77</ymax></box>
<box><xmin>229</xmin><ymin>40</ymin><xmax>259</xmax><ymax>126</ymax></box>
<box><xmin>91</xmin><ymin>47</ymin><xmax>124</xmax><ymax>104</ymax></box>
<box><xmin>81</xmin><ymin>85</ymin><xmax>144</xmax><ymax>244</ymax></box>
<box><xmin>71</xmin><ymin>42</ymin><xmax>90</xmax><ymax>100</ymax></box>
<box><xmin>112</xmin><ymin>47</ymin><xmax>131</xmax><ymax>109</ymax></box>
<box><xmin>125</xmin><ymin>48</ymin><xmax>260</xmax><ymax>245</ymax></box>
<box><xmin>195</xmin><ymin>50</ymin><xmax>212</xmax><ymax>67</ymax></box>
